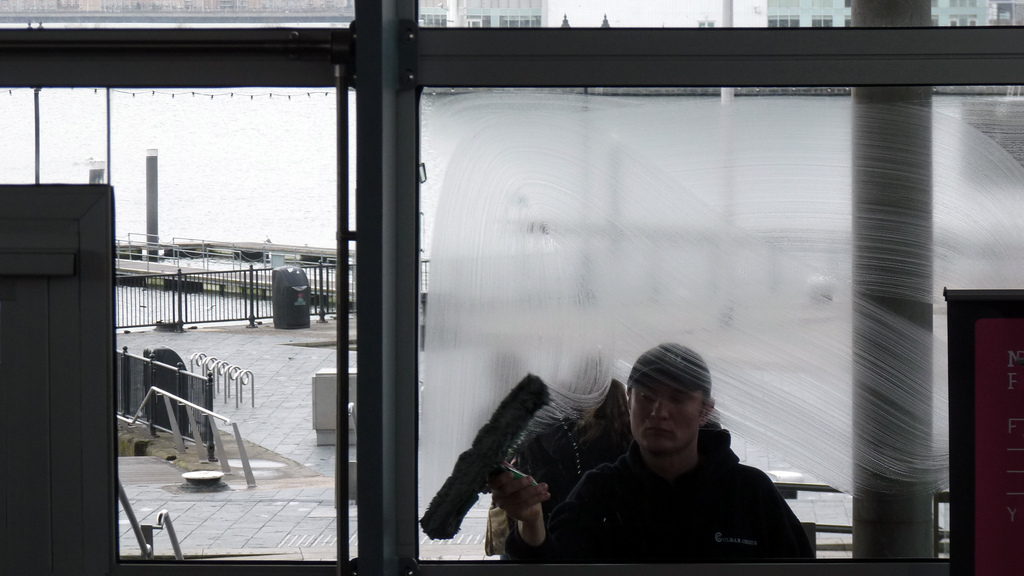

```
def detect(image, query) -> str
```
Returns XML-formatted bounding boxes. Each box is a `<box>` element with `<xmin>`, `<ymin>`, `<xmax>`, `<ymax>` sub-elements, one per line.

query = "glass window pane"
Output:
<box><xmin>72</xmin><ymin>87</ymin><xmax>349</xmax><ymax>563</ymax></box>
<box><xmin>0</xmin><ymin>88</ymin><xmax>107</xmax><ymax>185</ymax></box>
<box><xmin>419</xmin><ymin>0</ymin><xmax>1012</xmax><ymax>28</ymax></box>
<box><xmin>416</xmin><ymin>86</ymin><xmax>1024</xmax><ymax>560</ymax></box>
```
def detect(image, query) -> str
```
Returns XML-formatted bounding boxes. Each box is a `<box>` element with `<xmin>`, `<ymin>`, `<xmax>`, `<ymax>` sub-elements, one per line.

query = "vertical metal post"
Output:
<box><xmin>335</xmin><ymin>58</ymin><xmax>353</xmax><ymax>576</ymax></box>
<box><xmin>207</xmin><ymin>417</ymin><xmax>231</xmax><ymax>475</ymax></box>
<box><xmin>246</xmin><ymin>265</ymin><xmax>257</xmax><ymax>329</ymax></box>
<box><xmin>175</xmin><ymin>269</ymin><xmax>185</xmax><ymax>333</ymax></box>
<box><xmin>851</xmin><ymin>0</ymin><xmax>935</xmax><ymax>558</ymax></box>
<box><xmin>174</xmin><ymin>362</ymin><xmax>187</xmax><ymax>440</ymax></box>
<box><xmin>106</xmin><ymin>88</ymin><xmax>112</xmax><ymax>184</ymax></box>
<box><xmin>354</xmin><ymin>3</ymin><xmax>421</xmax><ymax>574</ymax></box>
<box><xmin>231</xmin><ymin>422</ymin><xmax>258</xmax><ymax>488</ymax></box>
<box><xmin>119</xmin><ymin>346</ymin><xmax>129</xmax><ymax>416</ymax></box>
<box><xmin>145</xmin><ymin>353</ymin><xmax>156</xmax><ymax>437</ymax></box>
<box><xmin>318</xmin><ymin>262</ymin><xmax>328</xmax><ymax>323</ymax></box>
<box><xmin>162</xmin><ymin>394</ymin><xmax>186</xmax><ymax>453</ymax></box>
<box><xmin>205</xmin><ymin>372</ymin><xmax>215</xmax><ymax>460</ymax></box>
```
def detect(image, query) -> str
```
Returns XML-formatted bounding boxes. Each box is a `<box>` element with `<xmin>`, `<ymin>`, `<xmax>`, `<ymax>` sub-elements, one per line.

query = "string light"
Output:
<box><xmin>3</xmin><ymin>87</ymin><xmax>335</xmax><ymax>101</ymax></box>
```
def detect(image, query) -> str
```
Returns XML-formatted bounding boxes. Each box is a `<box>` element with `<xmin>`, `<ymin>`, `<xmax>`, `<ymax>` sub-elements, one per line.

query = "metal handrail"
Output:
<box><xmin>234</xmin><ymin>369</ymin><xmax>256</xmax><ymax>408</ymax></box>
<box><xmin>118</xmin><ymin>479</ymin><xmax>153</xmax><ymax>559</ymax></box>
<box><xmin>154</xmin><ymin>510</ymin><xmax>184</xmax><ymax>561</ymax></box>
<box><xmin>771</xmin><ymin>482</ymin><xmax>950</xmax><ymax>556</ymax></box>
<box><xmin>127</xmin><ymin>386</ymin><xmax>256</xmax><ymax>487</ymax></box>
<box><xmin>773</xmin><ymin>482</ymin><xmax>841</xmax><ymax>493</ymax></box>
<box><xmin>130</xmin><ymin>385</ymin><xmax>227</xmax><ymax>426</ymax></box>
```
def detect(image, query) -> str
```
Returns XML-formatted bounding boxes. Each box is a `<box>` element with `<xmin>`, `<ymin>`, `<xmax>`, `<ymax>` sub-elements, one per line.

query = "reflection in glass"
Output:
<box><xmin>418</xmin><ymin>0</ymin><xmax>1002</xmax><ymax>28</ymax></box>
<box><xmin>418</xmin><ymin>87</ymin><xmax>1024</xmax><ymax>560</ymax></box>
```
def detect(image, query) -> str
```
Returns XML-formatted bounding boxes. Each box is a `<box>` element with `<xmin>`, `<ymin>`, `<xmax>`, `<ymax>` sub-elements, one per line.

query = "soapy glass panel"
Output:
<box><xmin>414</xmin><ymin>86</ymin><xmax>1024</xmax><ymax>560</ymax></box>
<box><xmin>419</xmin><ymin>0</ymin><xmax>1002</xmax><ymax>29</ymax></box>
<box><xmin>107</xmin><ymin>87</ymin><xmax>346</xmax><ymax>563</ymax></box>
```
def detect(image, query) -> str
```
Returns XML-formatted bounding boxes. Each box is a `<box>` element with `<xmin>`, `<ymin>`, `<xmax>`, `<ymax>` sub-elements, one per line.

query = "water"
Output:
<box><xmin>0</xmin><ymin>87</ymin><xmax>353</xmax><ymax>249</ymax></box>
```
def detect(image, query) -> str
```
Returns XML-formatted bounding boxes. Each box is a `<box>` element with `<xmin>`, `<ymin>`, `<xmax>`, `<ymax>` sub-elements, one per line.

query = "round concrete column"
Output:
<box><xmin>851</xmin><ymin>0</ymin><xmax>935</xmax><ymax>558</ymax></box>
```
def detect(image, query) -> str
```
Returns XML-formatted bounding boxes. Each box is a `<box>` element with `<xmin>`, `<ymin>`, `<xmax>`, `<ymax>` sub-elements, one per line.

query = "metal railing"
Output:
<box><xmin>116</xmin><ymin>347</ymin><xmax>214</xmax><ymax>448</ymax></box>
<box><xmin>772</xmin><ymin>482</ymin><xmax>950</xmax><ymax>557</ymax></box>
<box><xmin>115</xmin><ymin>262</ymin><xmax>344</xmax><ymax>330</ymax></box>
<box><xmin>129</xmin><ymin>386</ymin><xmax>256</xmax><ymax>488</ymax></box>
<box><xmin>118</xmin><ymin>480</ymin><xmax>184</xmax><ymax>561</ymax></box>
<box><xmin>116</xmin><ymin>234</ymin><xmax>340</xmax><ymax>271</ymax></box>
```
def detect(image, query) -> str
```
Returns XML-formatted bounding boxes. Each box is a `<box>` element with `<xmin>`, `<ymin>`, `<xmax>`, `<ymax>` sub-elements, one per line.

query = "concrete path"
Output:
<box><xmin>116</xmin><ymin>317</ymin><xmax>855</xmax><ymax>563</ymax></box>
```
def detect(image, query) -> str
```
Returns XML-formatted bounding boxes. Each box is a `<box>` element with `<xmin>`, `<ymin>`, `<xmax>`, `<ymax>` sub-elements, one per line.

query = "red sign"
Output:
<box><xmin>975</xmin><ymin>318</ymin><xmax>1024</xmax><ymax>575</ymax></box>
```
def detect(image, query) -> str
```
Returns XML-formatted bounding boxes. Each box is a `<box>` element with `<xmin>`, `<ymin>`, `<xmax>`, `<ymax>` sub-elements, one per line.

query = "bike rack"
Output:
<box><xmin>188</xmin><ymin>352</ymin><xmax>257</xmax><ymax>407</ymax></box>
<box><xmin>233</xmin><ymin>369</ymin><xmax>256</xmax><ymax>408</ymax></box>
<box><xmin>187</xmin><ymin>351</ymin><xmax>208</xmax><ymax>374</ymax></box>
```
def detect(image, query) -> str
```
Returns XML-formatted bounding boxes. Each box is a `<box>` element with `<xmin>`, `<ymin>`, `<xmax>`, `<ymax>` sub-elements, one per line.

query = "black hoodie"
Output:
<box><xmin>505</xmin><ymin>428</ymin><xmax>814</xmax><ymax>561</ymax></box>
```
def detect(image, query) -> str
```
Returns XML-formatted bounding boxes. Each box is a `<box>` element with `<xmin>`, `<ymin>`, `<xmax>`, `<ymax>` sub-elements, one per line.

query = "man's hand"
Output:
<box><xmin>487</xmin><ymin>470</ymin><xmax>550</xmax><ymax>547</ymax></box>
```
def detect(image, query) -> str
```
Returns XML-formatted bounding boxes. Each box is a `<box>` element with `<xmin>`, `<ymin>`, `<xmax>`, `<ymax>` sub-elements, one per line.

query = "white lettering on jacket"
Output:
<box><xmin>715</xmin><ymin>532</ymin><xmax>757</xmax><ymax>546</ymax></box>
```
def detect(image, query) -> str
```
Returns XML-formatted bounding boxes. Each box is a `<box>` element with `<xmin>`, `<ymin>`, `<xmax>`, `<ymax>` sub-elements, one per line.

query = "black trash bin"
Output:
<box><xmin>273</xmin><ymin>266</ymin><xmax>311</xmax><ymax>329</ymax></box>
<box><xmin>143</xmin><ymin>345</ymin><xmax>214</xmax><ymax>452</ymax></box>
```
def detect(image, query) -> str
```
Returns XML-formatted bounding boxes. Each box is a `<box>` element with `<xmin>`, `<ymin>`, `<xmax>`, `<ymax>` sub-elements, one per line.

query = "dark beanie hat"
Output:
<box><xmin>627</xmin><ymin>343</ymin><xmax>712</xmax><ymax>397</ymax></box>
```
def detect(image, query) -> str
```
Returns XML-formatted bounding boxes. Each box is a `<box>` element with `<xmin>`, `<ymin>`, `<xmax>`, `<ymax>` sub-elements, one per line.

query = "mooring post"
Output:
<box><xmin>89</xmin><ymin>160</ymin><xmax>106</xmax><ymax>185</ymax></box>
<box><xmin>146</xmin><ymin>149</ymin><xmax>159</xmax><ymax>261</ymax></box>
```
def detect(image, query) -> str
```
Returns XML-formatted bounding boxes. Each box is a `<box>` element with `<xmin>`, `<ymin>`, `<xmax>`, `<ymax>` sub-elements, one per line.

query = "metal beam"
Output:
<box><xmin>0</xmin><ymin>28</ymin><xmax>347</xmax><ymax>87</ymax></box>
<box><xmin>419</xmin><ymin>27</ymin><xmax>1024</xmax><ymax>87</ymax></box>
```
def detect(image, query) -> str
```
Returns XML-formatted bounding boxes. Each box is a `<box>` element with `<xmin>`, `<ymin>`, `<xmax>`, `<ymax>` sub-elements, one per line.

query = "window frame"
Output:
<box><xmin>9</xmin><ymin>5</ymin><xmax>1024</xmax><ymax>576</ymax></box>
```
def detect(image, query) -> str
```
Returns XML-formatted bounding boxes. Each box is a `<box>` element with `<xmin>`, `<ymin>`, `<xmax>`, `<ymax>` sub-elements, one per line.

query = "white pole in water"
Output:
<box><xmin>34</xmin><ymin>87</ymin><xmax>40</xmax><ymax>184</ymax></box>
<box><xmin>721</xmin><ymin>0</ymin><xmax>734</xmax><ymax>103</ymax></box>
<box><xmin>146</xmin><ymin>149</ymin><xmax>159</xmax><ymax>261</ymax></box>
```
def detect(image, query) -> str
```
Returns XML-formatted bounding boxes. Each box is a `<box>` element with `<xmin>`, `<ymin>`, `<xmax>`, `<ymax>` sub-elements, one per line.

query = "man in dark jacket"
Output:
<box><xmin>489</xmin><ymin>343</ymin><xmax>814</xmax><ymax>561</ymax></box>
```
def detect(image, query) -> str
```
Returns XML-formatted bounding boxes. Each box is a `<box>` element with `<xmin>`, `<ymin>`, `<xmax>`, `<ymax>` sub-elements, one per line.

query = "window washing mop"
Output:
<box><xmin>420</xmin><ymin>374</ymin><xmax>550</xmax><ymax>540</ymax></box>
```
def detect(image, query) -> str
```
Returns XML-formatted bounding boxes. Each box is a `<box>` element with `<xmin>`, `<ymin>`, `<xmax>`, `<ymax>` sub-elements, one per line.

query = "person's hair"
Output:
<box><xmin>575</xmin><ymin>378</ymin><xmax>633</xmax><ymax>450</ymax></box>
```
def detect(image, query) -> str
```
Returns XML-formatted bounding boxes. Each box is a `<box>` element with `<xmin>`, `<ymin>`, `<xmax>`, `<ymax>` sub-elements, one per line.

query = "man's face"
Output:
<box><xmin>627</xmin><ymin>380</ymin><xmax>711</xmax><ymax>458</ymax></box>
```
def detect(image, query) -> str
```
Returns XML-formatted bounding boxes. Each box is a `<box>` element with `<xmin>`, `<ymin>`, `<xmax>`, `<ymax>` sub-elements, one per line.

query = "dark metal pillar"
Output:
<box><xmin>355</xmin><ymin>1</ymin><xmax>421</xmax><ymax>575</ymax></box>
<box><xmin>851</xmin><ymin>0</ymin><xmax>935</xmax><ymax>558</ymax></box>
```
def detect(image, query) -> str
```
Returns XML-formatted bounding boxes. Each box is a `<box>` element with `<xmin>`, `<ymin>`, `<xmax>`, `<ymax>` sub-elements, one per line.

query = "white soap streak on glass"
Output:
<box><xmin>419</xmin><ymin>90</ymin><xmax>1024</xmax><ymax>507</ymax></box>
